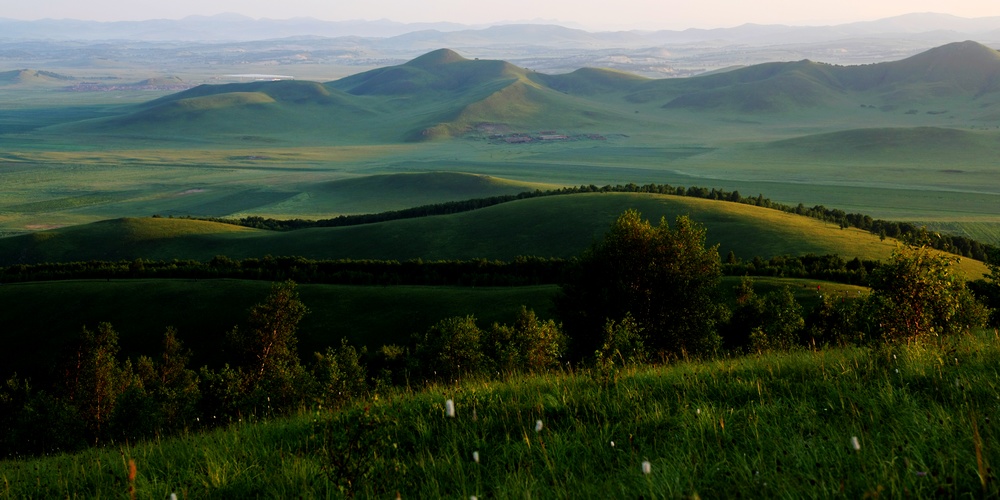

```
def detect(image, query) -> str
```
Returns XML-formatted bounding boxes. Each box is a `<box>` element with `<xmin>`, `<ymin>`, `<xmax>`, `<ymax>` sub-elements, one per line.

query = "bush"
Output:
<box><xmin>412</xmin><ymin>315</ymin><xmax>484</xmax><ymax>381</ymax></box>
<box><xmin>594</xmin><ymin>313</ymin><xmax>647</xmax><ymax>367</ymax></box>
<box><xmin>724</xmin><ymin>278</ymin><xmax>804</xmax><ymax>352</ymax></box>
<box><xmin>311</xmin><ymin>338</ymin><xmax>369</xmax><ymax>409</ymax></box>
<box><xmin>869</xmin><ymin>244</ymin><xmax>989</xmax><ymax>343</ymax></box>
<box><xmin>483</xmin><ymin>306</ymin><xmax>567</xmax><ymax>374</ymax></box>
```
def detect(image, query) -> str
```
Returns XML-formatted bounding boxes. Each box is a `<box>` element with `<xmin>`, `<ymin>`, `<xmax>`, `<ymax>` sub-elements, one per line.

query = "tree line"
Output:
<box><xmin>0</xmin><ymin>253</ymin><xmax>880</xmax><ymax>286</ymax></box>
<box><xmin>184</xmin><ymin>182</ymin><xmax>997</xmax><ymax>262</ymax></box>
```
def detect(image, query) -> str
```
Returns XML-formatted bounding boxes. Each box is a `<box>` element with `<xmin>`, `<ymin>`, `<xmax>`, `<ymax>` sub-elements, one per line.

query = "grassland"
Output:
<box><xmin>3</xmin><ymin>329</ymin><xmax>998</xmax><ymax>498</ymax></box>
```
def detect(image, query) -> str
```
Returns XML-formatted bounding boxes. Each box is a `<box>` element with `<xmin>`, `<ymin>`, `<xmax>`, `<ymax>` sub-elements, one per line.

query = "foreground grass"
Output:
<box><xmin>4</xmin><ymin>330</ymin><xmax>1000</xmax><ymax>498</ymax></box>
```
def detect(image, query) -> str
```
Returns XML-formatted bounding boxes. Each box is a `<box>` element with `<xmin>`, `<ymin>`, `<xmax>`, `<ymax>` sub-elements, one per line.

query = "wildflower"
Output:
<box><xmin>851</xmin><ymin>436</ymin><xmax>861</xmax><ymax>451</ymax></box>
<box><xmin>642</xmin><ymin>461</ymin><xmax>652</xmax><ymax>475</ymax></box>
<box><xmin>473</xmin><ymin>451</ymin><xmax>480</xmax><ymax>463</ymax></box>
<box><xmin>446</xmin><ymin>399</ymin><xmax>456</xmax><ymax>418</ymax></box>
<box><xmin>611</xmin><ymin>440</ymin><xmax>615</xmax><ymax>447</ymax></box>
<box><xmin>696</xmin><ymin>408</ymin><xmax>701</xmax><ymax>416</ymax></box>
<box><xmin>535</xmin><ymin>420</ymin><xmax>544</xmax><ymax>432</ymax></box>
<box><xmin>170</xmin><ymin>494</ymin><xmax>178</xmax><ymax>500</ymax></box>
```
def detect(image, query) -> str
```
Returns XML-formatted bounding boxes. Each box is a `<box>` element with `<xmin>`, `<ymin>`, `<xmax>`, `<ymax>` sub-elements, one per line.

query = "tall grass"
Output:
<box><xmin>4</xmin><ymin>330</ymin><xmax>999</xmax><ymax>498</ymax></box>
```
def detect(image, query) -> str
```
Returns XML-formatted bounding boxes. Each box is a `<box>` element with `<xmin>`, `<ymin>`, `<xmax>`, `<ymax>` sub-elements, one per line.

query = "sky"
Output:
<box><xmin>6</xmin><ymin>0</ymin><xmax>1000</xmax><ymax>30</ymax></box>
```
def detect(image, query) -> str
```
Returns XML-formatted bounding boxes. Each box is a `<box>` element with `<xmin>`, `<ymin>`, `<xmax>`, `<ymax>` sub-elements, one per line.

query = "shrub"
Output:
<box><xmin>869</xmin><ymin>244</ymin><xmax>989</xmax><ymax>343</ymax></box>
<box><xmin>724</xmin><ymin>278</ymin><xmax>805</xmax><ymax>352</ymax></box>
<box><xmin>412</xmin><ymin>315</ymin><xmax>484</xmax><ymax>381</ymax></box>
<box><xmin>311</xmin><ymin>338</ymin><xmax>369</xmax><ymax>409</ymax></box>
<box><xmin>483</xmin><ymin>306</ymin><xmax>567</xmax><ymax>374</ymax></box>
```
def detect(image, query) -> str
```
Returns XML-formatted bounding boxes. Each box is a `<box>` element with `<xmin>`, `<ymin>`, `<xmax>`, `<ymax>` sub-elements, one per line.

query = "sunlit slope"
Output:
<box><xmin>1</xmin><ymin>193</ymin><xmax>987</xmax><ymax>277</ymax></box>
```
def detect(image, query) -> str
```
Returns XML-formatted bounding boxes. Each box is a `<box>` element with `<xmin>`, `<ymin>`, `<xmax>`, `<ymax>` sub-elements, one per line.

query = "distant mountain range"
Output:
<box><xmin>1</xmin><ymin>12</ymin><xmax>999</xmax><ymax>44</ymax></box>
<box><xmin>45</xmin><ymin>41</ymin><xmax>1000</xmax><ymax>146</ymax></box>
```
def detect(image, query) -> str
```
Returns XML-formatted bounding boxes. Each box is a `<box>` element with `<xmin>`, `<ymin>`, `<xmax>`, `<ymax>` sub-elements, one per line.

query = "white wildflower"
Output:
<box><xmin>446</xmin><ymin>399</ymin><xmax>455</xmax><ymax>418</ymax></box>
<box><xmin>535</xmin><ymin>420</ymin><xmax>544</xmax><ymax>432</ymax></box>
<box><xmin>473</xmin><ymin>451</ymin><xmax>480</xmax><ymax>463</ymax></box>
<box><xmin>642</xmin><ymin>461</ymin><xmax>652</xmax><ymax>475</ymax></box>
<box><xmin>851</xmin><ymin>436</ymin><xmax>861</xmax><ymax>451</ymax></box>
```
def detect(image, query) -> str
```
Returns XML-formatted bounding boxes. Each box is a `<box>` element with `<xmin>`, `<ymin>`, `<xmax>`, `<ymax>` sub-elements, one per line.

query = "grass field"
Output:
<box><xmin>3</xmin><ymin>329</ymin><xmax>998</xmax><ymax>498</ymax></box>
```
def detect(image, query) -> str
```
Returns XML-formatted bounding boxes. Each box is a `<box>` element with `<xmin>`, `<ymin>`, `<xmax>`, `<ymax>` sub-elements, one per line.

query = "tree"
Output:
<box><xmin>558</xmin><ymin>210</ymin><xmax>724</xmax><ymax>359</ymax></box>
<box><xmin>227</xmin><ymin>280</ymin><xmax>310</xmax><ymax>410</ymax></box>
<box><xmin>229</xmin><ymin>281</ymin><xmax>307</xmax><ymax>382</ymax></box>
<box><xmin>62</xmin><ymin>322</ymin><xmax>128</xmax><ymax>443</ymax></box>
<box><xmin>868</xmin><ymin>243</ymin><xmax>989</xmax><ymax>343</ymax></box>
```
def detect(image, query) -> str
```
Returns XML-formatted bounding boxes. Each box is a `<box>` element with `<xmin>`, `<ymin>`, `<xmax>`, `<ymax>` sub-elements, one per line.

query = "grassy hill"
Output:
<box><xmin>0</xmin><ymin>192</ymin><xmax>989</xmax><ymax>277</ymax></box>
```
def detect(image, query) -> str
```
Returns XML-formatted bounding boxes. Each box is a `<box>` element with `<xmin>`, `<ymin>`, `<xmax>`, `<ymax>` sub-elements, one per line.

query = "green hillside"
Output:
<box><xmin>0</xmin><ymin>192</ymin><xmax>988</xmax><ymax>277</ymax></box>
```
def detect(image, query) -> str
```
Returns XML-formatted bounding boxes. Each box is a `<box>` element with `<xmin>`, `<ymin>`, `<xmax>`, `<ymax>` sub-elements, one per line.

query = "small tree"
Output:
<box><xmin>869</xmin><ymin>243</ymin><xmax>989</xmax><ymax>343</ymax></box>
<box><xmin>62</xmin><ymin>322</ymin><xmax>128</xmax><ymax>444</ymax></box>
<box><xmin>558</xmin><ymin>210</ymin><xmax>724</xmax><ymax>359</ymax></box>
<box><xmin>227</xmin><ymin>280</ymin><xmax>311</xmax><ymax>411</ymax></box>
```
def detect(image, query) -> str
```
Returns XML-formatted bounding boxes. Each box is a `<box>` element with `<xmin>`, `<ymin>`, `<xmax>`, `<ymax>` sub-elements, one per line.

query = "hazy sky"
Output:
<box><xmin>6</xmin><ymin>0</ymin><xmax>1000</xmax><ymax>30</ymax></box>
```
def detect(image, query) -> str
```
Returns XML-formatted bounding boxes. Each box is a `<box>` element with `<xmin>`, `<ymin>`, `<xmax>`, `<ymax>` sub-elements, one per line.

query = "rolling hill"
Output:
<box><xmin>39</xmin><ymin>41</ymin><xmax>1000</xmax><ymax>144</ymax></box>
<box><xmin>0</xmin><ymin>192</ymin><xmax>988</xmax><ymax>278</ymax></box>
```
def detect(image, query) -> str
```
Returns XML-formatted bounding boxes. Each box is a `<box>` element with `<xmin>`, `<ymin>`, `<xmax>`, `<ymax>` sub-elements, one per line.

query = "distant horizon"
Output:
<box><xmin>4</xmin><ymin>2</ymin><xmax>1000</xmax><ymax>32</ymax></box>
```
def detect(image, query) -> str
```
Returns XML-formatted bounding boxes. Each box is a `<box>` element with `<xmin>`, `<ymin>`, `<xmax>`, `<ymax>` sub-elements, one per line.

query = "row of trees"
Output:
<box><xmin>0</xmin><ymin>253</ymin><xmax>879</xmax><ymax>286</ymax></box>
